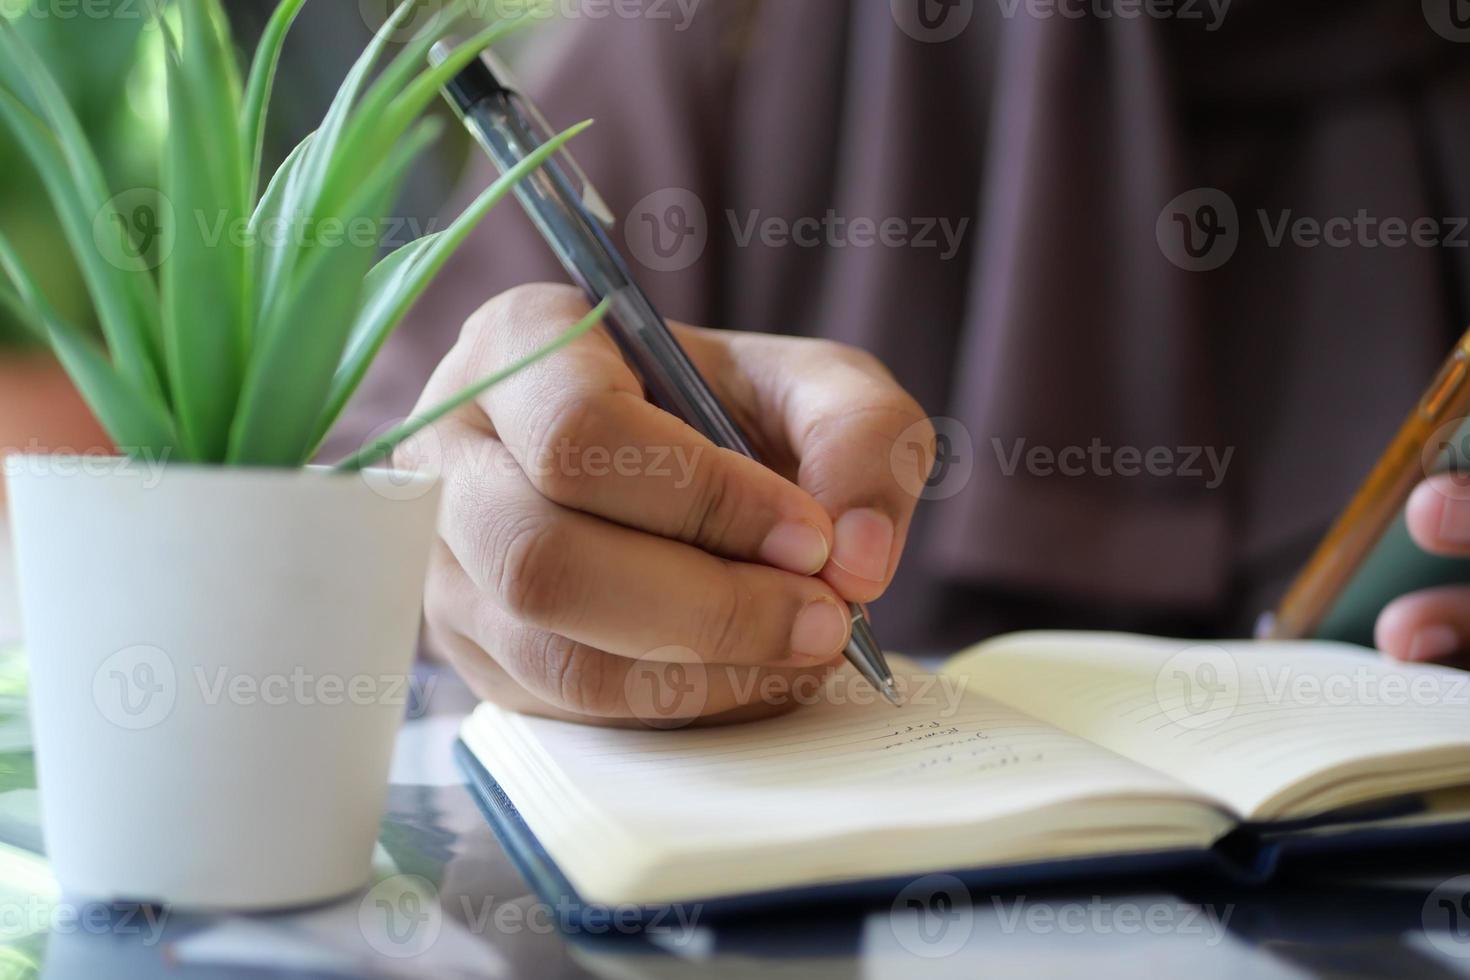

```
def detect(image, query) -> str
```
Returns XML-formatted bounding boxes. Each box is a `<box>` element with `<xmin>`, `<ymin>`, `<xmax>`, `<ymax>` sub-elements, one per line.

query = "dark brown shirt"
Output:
<box><xmin>333</xmin><ymin>0</ymin><xmax>1470</xmax><ymax>651</ymax></box>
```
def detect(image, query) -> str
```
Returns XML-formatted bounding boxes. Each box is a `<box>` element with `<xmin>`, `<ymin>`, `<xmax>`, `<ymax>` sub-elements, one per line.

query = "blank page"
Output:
<box><xmin>949</xmin><ymin>633</ymin><xmax>1470</xmax><ymax>819</ymax></box>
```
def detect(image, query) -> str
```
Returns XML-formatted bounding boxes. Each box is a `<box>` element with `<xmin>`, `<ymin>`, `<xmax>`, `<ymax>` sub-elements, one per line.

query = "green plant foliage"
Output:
<box><xmin>0</xmin><ymin>0</ymin><xmax>599</xmax><ymax>468</ymax></box>
<box><xmin>0</xmin><ymin>4</ymin><xmax>161</xmax><ymax>351</ymax></box>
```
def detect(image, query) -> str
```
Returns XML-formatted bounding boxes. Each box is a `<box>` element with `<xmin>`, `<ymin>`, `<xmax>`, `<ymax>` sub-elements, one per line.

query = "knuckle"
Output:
<box><xmin>862</xmin><ymin>387</ymin><xmax>930</xmax><ymax>437</ymax></box>
<box><xmin>442</xmin><ymin>469</ymin><xmax>499</xmax><ymax>562</ymax></box>
<box><xmin>455</xmin><ymin>283</ymin><xmax>584</xmax><ymax>373</ymax></box>
<box><xmin>804</xmin><ymin>398</ymin><xmax>928</xmax><ymax>453</ymax></box>
<box><xmin>460</xmin><ymin>283</ymin><xmax>559</xmax><ymax>341</ymax></box>
<box><xmin>677</xmin><ymin>451</ymin><xmax>741</xmax><ymax>550</ymax></box>
<box><xmin>485</xmin><ymin>509</ymin><xmax>571</xmax><ymax>625</ymax></box>
<box><xmin>804</xmin><ymin>340</ymin><xmax>925</xmax><ymax>430</ymax></box>
<box><xmin>803</xmin><ymin>336</ymin><xmax>893</xmax><ymax>381</ymax></box>
<box><xmin>449</xmin><ymin>491</ymin><xmax>506</xmax><ymax>589</ymax></box>
<box><xmin>455</xmin><ymin>296</ymin><xmax>511</xmax><ymax>366</ymax></box>
<box><xmin>694</xmin><ymin>566</ymin><xmax>756</xmax><ymax>663</ymax></box>
<box><xmin>522</xmin><ymin>391</ymin><xmax>615</xmax><ymax>505</ymax></box>
<box><xmin>833</xmin><ymin>339</ymin><xmax>885</xmax><ymax>373</ymax></box>
<box><xmin>800</xmin><ymin>336</ymin><xmax>851</xmax><ymax>361</ymax></box>
<box><xmin>538</xmin><ymin>640</ymin><xmax>623</xmax><ymax>717</ymax></box>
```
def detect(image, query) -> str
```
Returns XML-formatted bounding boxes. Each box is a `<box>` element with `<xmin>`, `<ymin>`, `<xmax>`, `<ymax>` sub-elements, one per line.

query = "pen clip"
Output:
<box><xmin>480</xmin><ymin>51</ymin><xmax>617</xmax><ymax>230</ymax></box>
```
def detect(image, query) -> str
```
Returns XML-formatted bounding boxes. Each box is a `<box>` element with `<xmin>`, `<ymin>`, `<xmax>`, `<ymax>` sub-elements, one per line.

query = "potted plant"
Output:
<box><xmin>0</xmin><ymin>0</ymin><xmax>605</xmax><ymax>910</ymax></box>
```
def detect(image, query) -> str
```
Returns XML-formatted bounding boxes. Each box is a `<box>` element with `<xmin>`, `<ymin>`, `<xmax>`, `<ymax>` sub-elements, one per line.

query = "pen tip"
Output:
<box><xmin>845</xmin><ymin>607</ymin><xmax>903</xmax><ymax>707</ymax></box>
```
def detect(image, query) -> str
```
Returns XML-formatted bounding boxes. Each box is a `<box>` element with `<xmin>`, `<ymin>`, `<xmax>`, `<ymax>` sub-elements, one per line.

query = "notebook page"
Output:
<box><xmin>464</xmin><ymin>668</ymin><xmax>1231</xmax><ymax>904</ymax></box>
<box><xmin>948</xmin><ymin>632</ymin><xmax>1470</xmax><ymax>819</ymax></box>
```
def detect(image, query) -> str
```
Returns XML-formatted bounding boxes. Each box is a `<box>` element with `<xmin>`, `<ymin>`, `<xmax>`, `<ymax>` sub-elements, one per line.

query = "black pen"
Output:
<box><xmin>433</xmin><ymin>45</ymin><xmax>903</xmax><ymax>707</ymax></box>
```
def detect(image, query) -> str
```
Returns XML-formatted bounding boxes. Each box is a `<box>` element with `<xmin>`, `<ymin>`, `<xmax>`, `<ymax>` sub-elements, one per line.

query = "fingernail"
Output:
<box><xmin>1407</xmin><ymin>624</ymin><xmax>1460</xmax><ymax>662</ymax></box>
<box><xmin>1440</xmin><ymin>493</ymin><xmax>1470</xmax><ymax>545</ymax></box>
<box><xmin>790</xmin><ymin>598</ymin><xmax>850</xmax><ymax>663</ymax></box>
<box><xmin>832</xmin><ymin>509</ymin><xmax>894</xmax><ymax>583</ymax></box>
<box><xmin>759</xmin><ymin>521</ymin><xmax>830</xmax><ymax>576</ymax></box>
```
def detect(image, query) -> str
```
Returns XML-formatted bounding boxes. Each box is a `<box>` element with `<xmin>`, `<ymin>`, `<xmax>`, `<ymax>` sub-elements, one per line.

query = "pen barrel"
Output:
<box><xmin>452</xmin><ymin>86</ymin><xmax>895</xmax><ymax>697</ymax></box>
<box><xmin>460</xmin><ymin>97</ymin><xmax>758</xmax><ymax>460</ymax></box>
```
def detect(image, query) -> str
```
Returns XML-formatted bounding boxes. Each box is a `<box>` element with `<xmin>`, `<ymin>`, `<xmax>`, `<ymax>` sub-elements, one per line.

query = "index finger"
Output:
<box><xmin>684</xmin><ymin>329</ymin><xmax>935</xmax><ymax>603</ymax></box>
<box><xmin>440</xmin><ymin>285</ymin><xmax>838</xmax><ymax>576</ymax></box>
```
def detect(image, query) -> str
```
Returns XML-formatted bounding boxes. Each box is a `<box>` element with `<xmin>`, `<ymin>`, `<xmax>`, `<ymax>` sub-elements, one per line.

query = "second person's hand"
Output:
<box><xmin>1378</xmin><ymin>474</ymin><xmax>1470</xmax><ymax>666</ymax></box>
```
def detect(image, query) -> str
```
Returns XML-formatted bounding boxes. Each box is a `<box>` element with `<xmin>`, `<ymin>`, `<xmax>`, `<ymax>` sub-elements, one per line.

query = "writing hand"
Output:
<box><xmin>411</xmin><ymin>285</ymin><xmax>933</xmax><ymax>726</ymax></box>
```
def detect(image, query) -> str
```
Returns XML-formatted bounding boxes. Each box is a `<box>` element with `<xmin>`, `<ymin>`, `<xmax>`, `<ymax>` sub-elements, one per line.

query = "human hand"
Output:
<box><xmin>412</xmin><ymin>284</ymin><xmax>933</xmax><ymax>726</ymax></box>
<box><xmin>1376</xmin><ymin>474</ymin><xmax>1470</xmax><ymax>665</ymax></box>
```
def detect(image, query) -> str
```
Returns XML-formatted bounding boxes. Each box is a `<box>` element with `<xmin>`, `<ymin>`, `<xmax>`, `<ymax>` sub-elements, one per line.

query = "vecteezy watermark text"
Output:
<box><xmin>621</xmin><ymin>654</ymin><xmax>971</xmax><ymax>728</ymax></box>
<box><xmin>887</xmin><ymin>874</ymin><xmax>1235</xmax><ymax>958</ymax></box>
<box><xmin>993</xmin><ymin>0</ymin><xmax>1231</xmax><ymax>31</ymax></box>
<box><xmin>93</xmin><ymin>645</ymin><xmax>438</xmax><ymax>730</ymax></box>
<box><xmin>989</xmin><ymin>894</ymin><xmax>1235</xmax><ymax>944</ymax></box>
<box><xmin>193</xmin><ymin>665</ymin><xmax>438</xmax><ymax>712</ymax></box>
<box><xmin>357</xmin><ymin>0</ymin><xmax>706</xmax><ymax>42</ymax></box>
<box><xmin>726</xmin><ymin>211</ymin><xmax>970</xmax><ymax>262</ymax></box>
<box><xmin>357</xmin><ymin>874</ymin><xmax>700</xmax><ymax>959</ymax></box>
<box><xmin>1257</xmin><ymin>210</ymin><xmax>1470</xmax><ymax>251</ymax></box>
<box><xmin>93</xmin><ymin>189</ymin><xmax>444</xmax><ymax>272</ymax></box>
<box><xmin>0</xmin><ymin>0</ymin><xmax>167</xmax><ymax>27</ymax></box>
<box><xmin>2</xmin><ymin>445</ymin><xmax>172</xmax><ymax>489</ymax></box>
<box><xmin>365</xmin><ymin>421</ymin><xmax>708</xmax><ymax>502</ymax></box>
<box><xmin>623</xmin><ymin>188</ymin><xmax>972</xmax><ymax>273</ymax></box>
<box><xmin>1159</xmin><ymin>186</ymin><xmax>1470</xmax><ymax>272</ymax></box>
<box><xmin>991</xmin><ymin>437</ymin><xmax>1234</xmax><ymax>489</ymax></box>
<box><xmin>0</xmin><ymin>897</ymin><xmax>168</xmax><ymax>946</ymax></box>
<box><xmin>1155</xmin><ymin>644</ymin><xmax>1470</xmax><ymax>731</ymax></box>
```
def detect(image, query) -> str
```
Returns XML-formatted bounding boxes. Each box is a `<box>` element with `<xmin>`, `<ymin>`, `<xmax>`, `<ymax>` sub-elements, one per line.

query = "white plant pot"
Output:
<box><xmin>4</xmin><ymin>457</ymin><xmax>441</xmax><ymax>910</ymax></box>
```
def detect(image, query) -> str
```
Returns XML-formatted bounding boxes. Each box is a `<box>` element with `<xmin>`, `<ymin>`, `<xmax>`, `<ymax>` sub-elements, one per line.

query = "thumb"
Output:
<box><xmin>689</xmin><ymin>328</ymin><xmax>936</xmax><ymax>603</ymax></box>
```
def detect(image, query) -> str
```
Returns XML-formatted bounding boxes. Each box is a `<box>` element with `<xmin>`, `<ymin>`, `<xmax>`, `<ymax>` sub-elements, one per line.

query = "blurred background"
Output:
<box><xmin>8</xmin><ymin>0</ymin><xmax>1470</xmax><ymax>648</ymax></box>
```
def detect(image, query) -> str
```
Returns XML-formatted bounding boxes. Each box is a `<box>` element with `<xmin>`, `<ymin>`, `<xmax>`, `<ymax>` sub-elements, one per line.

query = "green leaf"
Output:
<box><xmin>311</xmin><ymin>119</ymin><xmax>594</xmax><ymax>447</ymax></box>
<box><xmin>0</xmin><ymin>281</ymin><xmax>44</xmax><ymax>344</ymax></box>
<box><xmin>229</xmin><ymin>121</ymin><xmax>442</xmax><ymax>466</ymax></box>
<box><xmin>241</xmin><ymin>0</ymin><xmax>309</xmax><ymax>203</ymax></box>
<box><xmin>0</xmin><ymin>232</ymin><xmax>178</xmax><ymax>455</ymax></box>
<box><xmin>334</xmin><ymin>299</ymin><xmax>611</xmax><ymax>472</ymax></box>
<box><xmin>0</xmin><ymin>31</ymin><xmax>165</xmax><ymax>398</ymax></box>
<box><xmin>256</xmin><ymin>0</ymin><xmax>423</xmax><ymax>308</ymax></box>
<box><xmin>380</xmin><ymin>18</ymin><xmax>534</xmax><ymax>139</ymax></box>
<box><xmin>184</xmin><ymin>0</ymin><xmax>247</xmax><ymax>145</ymax></box>
<box><xmin>327</xmin><ymin>14</ymin><xmax>534</xmax><ymax>216</ymax></box>
<box><xmin>323</xmin><ymin>0</ymin><xmax>477</xmax><ymax>189</ymax></box>
<box><xmin>159</xmin><ymin>0</ymin><xmax>251</xmax><ymax>462</ymax></box>
<box><xmin>350</xmin><ymin>0</ymin><xmax>472</xmax><ymax>119</ymax></box>
<box><xmin>248</xmin><ymin>131</ymin><xmax>314</xmax><ymax>321</ymax></box>
<box><xmin>249</xmin><ymin>131</ymin><xmax>314</xmax><ymax>236</ymax></box>
<box><xmin>0</xmin><ymin>0</ymin><xmax>566</xmax><ymax>473</ymax></box>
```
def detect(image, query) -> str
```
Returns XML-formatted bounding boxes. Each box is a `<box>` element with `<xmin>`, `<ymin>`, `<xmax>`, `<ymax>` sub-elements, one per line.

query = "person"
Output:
<box><xmin>330</xmin><ymin>1</ymin><xmax>1470</xmax><ymax>725</ymax></box>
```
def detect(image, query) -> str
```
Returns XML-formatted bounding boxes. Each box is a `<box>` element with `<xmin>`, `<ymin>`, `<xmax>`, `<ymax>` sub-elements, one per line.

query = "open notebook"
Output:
<box><xmin>456</xmin><ymin>632</ymin><xmax>1470</xmax><ymax>919</ymax></box>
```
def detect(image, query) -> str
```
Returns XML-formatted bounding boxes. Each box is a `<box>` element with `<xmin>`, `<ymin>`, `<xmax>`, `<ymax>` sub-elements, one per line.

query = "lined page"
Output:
<box><xmin>950</xmin><ymin>632</ymin><xmax>1470</xmax><ymax>819</ymax></box>
<box><xmin>464</xmin><ymin>668</ymin><xmax>1229</xmax><ymax>904</ymax></box>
